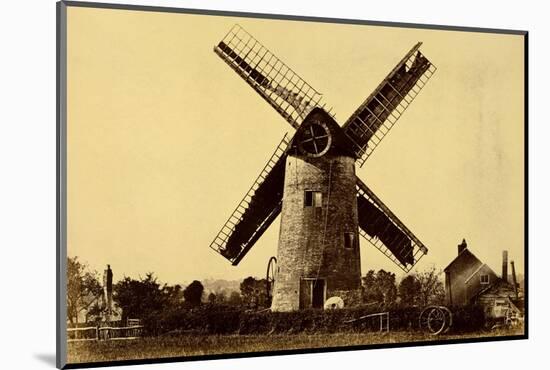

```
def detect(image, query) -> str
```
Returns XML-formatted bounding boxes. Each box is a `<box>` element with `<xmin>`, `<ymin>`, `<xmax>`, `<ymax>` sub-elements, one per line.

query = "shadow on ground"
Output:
<box><xmin>34</xmin><ymin>353</ymin><xmax>56</xmax><ymax>367</ymax></box>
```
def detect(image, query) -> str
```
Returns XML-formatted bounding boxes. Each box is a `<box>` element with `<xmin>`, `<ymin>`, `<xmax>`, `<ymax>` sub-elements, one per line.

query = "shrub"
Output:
<box><xmin>143</xmin><ymin>302</ymin><xmax>486</xmax><ymax>336</ymax></box>
<box><xmin>449</xmin><ymin>304</ymin><xmax>485</xmax><ymax>333</ymax></box>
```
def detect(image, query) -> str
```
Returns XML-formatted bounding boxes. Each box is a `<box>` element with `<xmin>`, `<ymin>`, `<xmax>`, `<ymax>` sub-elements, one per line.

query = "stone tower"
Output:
<box><xmin>271</xmin><ymin>109</ymin><xmax>362</xmax><ymax>312</ymax></box>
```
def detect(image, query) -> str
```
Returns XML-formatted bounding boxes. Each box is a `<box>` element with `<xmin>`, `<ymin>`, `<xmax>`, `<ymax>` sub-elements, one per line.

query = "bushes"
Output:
<box><xmin>144</xmin><ymin>303</ymin><xmax>486</xmax><ymax>336</ymax></box>
<box><xmin>449</xmin><ymin>304</ymin><xmax>486</xmax><ymax>333</ymax></box>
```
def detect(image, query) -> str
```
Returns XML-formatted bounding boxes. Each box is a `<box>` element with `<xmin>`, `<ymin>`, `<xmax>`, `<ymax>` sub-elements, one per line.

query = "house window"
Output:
<box><xmin>304</xmin><ymin>191</ymin><xmax>322</xmax><ymax>207</ymax></box>
<box><xmin>480</xmin><ymin>274</ymin><xmax>490</xmax><ymax>284</ymax></box>
<box><xmin>344</xmin><ymin>232</ymin><xmax>356</xmax><ymax>249</ymax></box>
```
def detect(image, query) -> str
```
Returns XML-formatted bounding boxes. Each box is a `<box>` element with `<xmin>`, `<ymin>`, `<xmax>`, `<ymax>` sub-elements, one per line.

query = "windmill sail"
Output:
<box><xmin>214</xmin><ymin>24</ymin><xmax>330</xmax><ymax>130</ymax></box>
<box><xmin>343</xmin><ymin>43</ymin><xmax>436</xmax><ymax>166</ymax></box>
<box><xmin>209</xmin><ymin>135</ymin><xmax>290</xmax><ymax>265</ymax></box>
<box><xmin>355</xmin><ymin>177</ymin><xmax>428</xmax><ymax>272</ymax></box>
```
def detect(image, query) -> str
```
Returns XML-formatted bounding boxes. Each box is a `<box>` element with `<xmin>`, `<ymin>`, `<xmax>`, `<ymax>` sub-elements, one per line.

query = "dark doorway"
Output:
<box><xmin>299</xmin><ymin>278</ymin><xmax>326</xmax><ymax>309</ymax></box>
<box><xmin>311</xmin><ymin>279</ymin><xmax>325</xmax><ymax>308</ymax></box>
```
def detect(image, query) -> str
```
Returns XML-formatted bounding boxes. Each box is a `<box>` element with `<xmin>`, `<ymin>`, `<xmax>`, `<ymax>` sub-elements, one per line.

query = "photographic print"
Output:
<box><xmin>57</xmin><ymin>1</ymin><xmax>527</xmax><ymax>368</ymax></box>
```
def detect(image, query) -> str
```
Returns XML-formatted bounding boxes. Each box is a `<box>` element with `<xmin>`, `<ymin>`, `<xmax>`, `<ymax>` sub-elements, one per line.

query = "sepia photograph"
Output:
<box><xmin>57</xmin><ymin>1</ymin><xmax>527</xmax><ymax>368</ymax></box>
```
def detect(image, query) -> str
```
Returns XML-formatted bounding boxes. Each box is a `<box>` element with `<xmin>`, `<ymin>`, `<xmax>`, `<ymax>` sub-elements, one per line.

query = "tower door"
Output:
<box><xmin>311</xmin><ymin>280</ymin><xmax>325</xmax><ymax>308</ymax></box>
<box><xmin>300</xmin><ymin>278</ymin><xmax>326</xmax><ymax>309</ymax></box>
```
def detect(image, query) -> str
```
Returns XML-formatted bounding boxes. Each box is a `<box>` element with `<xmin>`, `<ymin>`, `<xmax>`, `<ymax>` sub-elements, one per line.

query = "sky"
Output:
<box><xmin>66</xmin><ymin>6</ymin><xmax>525</xmax><ymax>285</ymax></box>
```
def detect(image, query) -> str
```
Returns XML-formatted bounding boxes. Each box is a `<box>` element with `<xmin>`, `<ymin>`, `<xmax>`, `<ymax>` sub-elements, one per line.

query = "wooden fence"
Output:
<box><xmin>343</xmin><ymin>312</ymin><xmax>390</xmax><ymax>333</ymax></box>
<box><xmin>67</xmin><ymin>321</ymin><xmax>143</xmax><ymax>342</ymax></box>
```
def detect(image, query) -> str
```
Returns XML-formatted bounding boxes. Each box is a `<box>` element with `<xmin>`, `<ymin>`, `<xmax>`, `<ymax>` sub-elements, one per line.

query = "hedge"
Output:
<box><xmin>145</xmin><ymin>303</ymin><xmax>486</xmax><ymax>336</ymax></box>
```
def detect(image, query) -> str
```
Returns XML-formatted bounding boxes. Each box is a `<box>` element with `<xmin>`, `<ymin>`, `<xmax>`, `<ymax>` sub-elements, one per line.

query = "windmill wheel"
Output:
<box><xmin>266</xmin><ymin>256</ymin><xmax>277</xmax><ymax>301</ymax></box>
<box><xmin>297</xmin><ymin>121</ymin><xmax>331</xmax><ymax>157</ymax></box>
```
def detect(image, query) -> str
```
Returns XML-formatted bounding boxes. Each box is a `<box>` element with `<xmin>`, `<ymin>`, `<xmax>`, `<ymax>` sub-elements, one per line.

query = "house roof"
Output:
<box><xmin>473</xmin><ymin>277</ymin><xmax>515</xmax><ymax>299</ymax></box>
<box><xmin>464</xmin><ymin>263</ymin><xmax>489</xmax><ymax>284</ymax></box>
<box><xmin>444</xmin><ymin>247</ymin><xmax>482</xmax><ymax>272</ymax></box>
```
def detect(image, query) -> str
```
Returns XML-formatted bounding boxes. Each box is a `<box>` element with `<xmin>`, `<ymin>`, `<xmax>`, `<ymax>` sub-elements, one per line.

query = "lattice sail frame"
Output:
<box><xmin>209</xmin><ymin>134</ymin><xmax>290</xmax><ymax>265</ymax></box>
<box><xmin>214</xmin><ymin>24</ymin><xmax>332</xmax><ymax>130</ymax></box>
<box><xmin>343</xmin><ymin>43</ymin><xmax>437</xmax><ymax>167</ymax></box>
<box><xmin>355</xmin><ymin>177</ymin><xmax>428</xmax><ymax>272</ymax></box>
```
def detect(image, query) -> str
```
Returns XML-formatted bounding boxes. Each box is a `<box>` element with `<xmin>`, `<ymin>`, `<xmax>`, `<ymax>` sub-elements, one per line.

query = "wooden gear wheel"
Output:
<box><xmin>419</xmin><ymin>305</ymin><xmax>453</xmax><ymax>335</ymax></box>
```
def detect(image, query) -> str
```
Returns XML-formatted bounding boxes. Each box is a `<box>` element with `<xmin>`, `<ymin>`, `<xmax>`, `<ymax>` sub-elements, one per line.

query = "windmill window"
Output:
<box><xmin>304</xmin><ymin>191</ymin><xmax>322</xmax><ymax>207</ymax></box>
<box><xmin>344</xmin><ymin>232</ymin><xmax>356</xmax><ymax>249</ymax></box>
<box><xmin>480</xmin><ymin>274</ymin><xmax>490</xmax><ymax>284</ymax></box>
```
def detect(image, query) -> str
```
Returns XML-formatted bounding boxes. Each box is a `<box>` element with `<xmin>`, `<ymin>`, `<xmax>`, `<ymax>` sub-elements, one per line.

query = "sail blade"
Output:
<box><xmin>209</xmin><ymin>135</ymin><xmax>290</xmax><ymax>265</ymax></box>
<box><xmin>214</xmin><ymin>24</ymin><xmax>330</xmax><ymax>130</ymax></box>
<box><xmin>343</xmin><ymin>43</ymin><xmax>436</xmax><ymax>166</ymax></box>
<box><xmin>356</xmin><ymin>177</ymin><xmax>428</xmax><ymax>272</ymax></box>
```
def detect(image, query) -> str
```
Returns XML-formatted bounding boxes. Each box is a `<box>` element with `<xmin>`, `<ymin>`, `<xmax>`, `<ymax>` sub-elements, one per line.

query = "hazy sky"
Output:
<box><xmin>67</xmin><ymin>7</ymin><xmax>525</xmax><ymax>284</ymax></box>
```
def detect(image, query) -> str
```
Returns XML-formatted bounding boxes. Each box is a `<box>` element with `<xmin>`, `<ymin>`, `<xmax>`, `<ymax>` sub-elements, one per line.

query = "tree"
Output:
<box><xmin>66</xmin><ymin>256</ymin><xmax>102</xmax><ymax>325</ymax></box>
<box><xmin>227</xmin><ymin>291</ymin><xmax>242</xmax><ymax>306</ymax></box>
<box><xmin>376</xmin><ymin>270</ymin><xmax>397</xmax><ymax>305</ymax></box>
<box><xmin>183</xmin><ymin>280</ymin><xmax>204</xmax><ymax>307</ymax></box>
<box><xmin>114</xmin><ymin>273</ymin><xmax>167</xmax><ymax>322</ymax></box>
<box><xmin>416</xmin><ymin>267</ymin><xmax>445</xmax><ymax>306</ymax></box>
<box><xmin>215</xmin><ymin>290</ymin><xmax>227</xmax><ymax>303</ymax></box>
<box><xmin>398</xmin><ymin>274</ymin><xmax>421</xmax><ymax>305</ymax></box>
<box><xmin>240</xmin><ymin>277</ymin><xmax>268</xmax><ymax>308</ymax></box>
<box><xmin>208</xmin><ymin>292</ymin><xmax>217</xmax><ymax>303</ymax></box>
<box><xmin>397</xmin><ymin>267</ymin><xmax>445</xmax><ymax>307</ymax></box>
<box><xmin>361</xmin><ymin>270</ymin><xmax>382</xmax><ymax>303</ymax></box>
<box><xmin>162</xmin><ymin>284</ymin><xmax>183</xmax><ymax>306</ymax></box>
<box><xmin>361</xmin><ymin>269</ymin><xmax>397</xmax><ymax>306</ymax></box>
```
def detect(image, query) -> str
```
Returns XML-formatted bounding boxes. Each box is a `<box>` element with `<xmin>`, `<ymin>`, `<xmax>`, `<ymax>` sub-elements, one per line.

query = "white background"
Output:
<box><xmin>0</xmin><ymin>0</ymin><xmax>546</xmax><ymax>369</ymax></box>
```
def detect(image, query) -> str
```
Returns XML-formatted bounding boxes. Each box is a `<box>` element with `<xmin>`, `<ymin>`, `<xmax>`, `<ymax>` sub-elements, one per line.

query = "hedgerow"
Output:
<box><xmin>140</xmin><ymin>303</ymin><xmax>486</xmax><ymax>336</ymax></box>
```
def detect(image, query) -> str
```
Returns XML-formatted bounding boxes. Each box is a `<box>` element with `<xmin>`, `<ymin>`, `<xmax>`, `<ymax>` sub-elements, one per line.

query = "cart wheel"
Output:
<box><xmin>266</xmin><ymin>256</ymin><xmax>277</xmax><ymax>302</ymax></box>
<box><xmin>419</xmin><ymin>305</ymin><xmax>452</xmax><ymax>335</ymax></box>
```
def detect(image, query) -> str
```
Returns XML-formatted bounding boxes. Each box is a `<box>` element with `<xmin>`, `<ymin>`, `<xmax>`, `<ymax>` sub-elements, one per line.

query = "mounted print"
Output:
<box><xmin>57</xmin><ymin>1</ymin><xmax>528</xmax><ymax>368</ymax></box>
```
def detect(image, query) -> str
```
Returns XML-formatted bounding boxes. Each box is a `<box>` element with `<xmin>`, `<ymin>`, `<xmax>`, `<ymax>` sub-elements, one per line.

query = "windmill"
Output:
<box><xmin>209</xmin><ymin>24</ymin><xmax>436</xmax><ymax>311</ymax></box>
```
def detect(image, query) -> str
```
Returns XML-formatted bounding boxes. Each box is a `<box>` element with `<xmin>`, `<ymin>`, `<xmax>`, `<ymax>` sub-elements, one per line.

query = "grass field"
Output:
<box><xmin>67</xmin><ymin>326</ymin><xmax>524</xmax><ymax>364</ymax></box>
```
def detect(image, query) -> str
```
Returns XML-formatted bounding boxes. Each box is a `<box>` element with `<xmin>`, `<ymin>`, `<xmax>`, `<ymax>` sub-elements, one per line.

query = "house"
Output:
<box><xmin>444</xmin><ymin>239</ymin><xmax>499</xmax><ymax>306</ymax></box>
<box><xmin>474</xmin><ymin>279</ymin><xmax>523</xmax><ymax>320</ymax></box>
<box><xmin>444</xmin><ymin>239</ymin><xmax>523</xmax><ymax>320</ymax></box>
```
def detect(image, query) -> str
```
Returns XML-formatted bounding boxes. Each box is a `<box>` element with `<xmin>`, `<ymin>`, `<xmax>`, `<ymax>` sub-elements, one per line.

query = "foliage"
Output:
<box><xmin>415</xmin><ymin>267</ymin><xmax>445</xmax><ymax>306</ymax></box>
<box><xmin>227</xmin><ymin>291</ymin><xmax>243</xmax><ymax>306</ymax></box>
<box><xmin>398</xmin><ymin>267</ymin><xmax>445</xmax><ymax>306</ymax></box>
<box><xmin>113</xmin><ymin>273</ymin><xmax>183</xmax><ymax>325</ymax></box>
<box><xmin>208</xmin><ymin>292</ymin><xmax>217</xmax><ymax>303</ymax></box>
<box><xmin>147</xmin><ymin>302</ymin><xmax>487</xmax><ymax>337</ymax></box>
<box><xmin>214</xmin><ymin>290</ymin><xmax>227</xmax><ymax>303</ymax></box>
<box><xmin>450</xmin><ymin>304</ymin><xmax>486</xmax><ymax>332</ymax></box>
<box><xmin>183</xmin><ymin>280</ymin><xmax>204</xmax><ymax>307</ymax></box>
<box><xmin>361</xmin><ymin>269</ymin><xmax>397</xmax><ymax>306</ymax></box>
<box><xmin>67</xmin><ymin>256</ymin><xmax>102</xmax><ymax>325</ymax></box>
<box><xmin>240</xmin><ymin>277</ymin><xmax>268</xmax><ymax>308</ymax></box>
<box><xmin>398</xmin><ymin>275</ymin><xmax>422</xmax><ymax>305</ymax></box>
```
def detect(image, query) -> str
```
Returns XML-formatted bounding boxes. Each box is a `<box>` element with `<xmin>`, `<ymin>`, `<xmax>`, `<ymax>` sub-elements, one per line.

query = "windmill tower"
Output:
<box><xmin>209</xmin><ymin>25</ymin><xmax>435</xmax><ymax>311</ymax></box>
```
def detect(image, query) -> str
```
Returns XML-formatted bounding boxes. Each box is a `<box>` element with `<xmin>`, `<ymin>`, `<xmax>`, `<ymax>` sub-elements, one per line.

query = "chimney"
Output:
<box><xmin>510</xmin><ymin>260</ymin><xmax>519</xmax><ymax>299</ymax></box>
<box><xmin>502</xmin><ymin>251</ymin><xmax>508</xmax><ymax>283</ymax></box>
<box><xmin>458</xmin><ymin>238</ymin><xmax>467</xmax><ymax>255</ymax></box>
